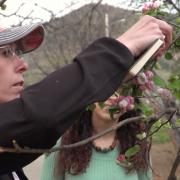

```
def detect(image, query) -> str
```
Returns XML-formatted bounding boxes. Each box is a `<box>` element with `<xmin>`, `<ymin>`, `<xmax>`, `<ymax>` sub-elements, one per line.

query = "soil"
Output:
<box><xmin>151</xmin><ymin>142</ymin><xmax>180</xmax><ymax>180</ymax></box>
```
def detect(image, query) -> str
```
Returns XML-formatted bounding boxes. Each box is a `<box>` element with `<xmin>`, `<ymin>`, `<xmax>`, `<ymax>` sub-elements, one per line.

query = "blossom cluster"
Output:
<box><xmin>157</xmin><ymin>88</ymin><xmax>172</xmax><ymax>100</ymax></box>
<box><xmin>133</xmin><ymin>70</ymin><xmax>155</xmax><ymax>91</ymax></box>
<box><xmin>142</xmin><ymin>0</ymin><xmax>162</xmax><ymax>14</ymax></box>
<box><xmin>109</xmin><ymin>96</ymin><xmax>135</xmax><ymax>112</ymax></box>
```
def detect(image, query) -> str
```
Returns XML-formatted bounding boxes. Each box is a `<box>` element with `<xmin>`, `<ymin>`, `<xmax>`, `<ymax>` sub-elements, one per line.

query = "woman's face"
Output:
<box><xmin>0</xmin><ymin>44</ymin><xmax>28</xmax><ymax>103</ymax></box>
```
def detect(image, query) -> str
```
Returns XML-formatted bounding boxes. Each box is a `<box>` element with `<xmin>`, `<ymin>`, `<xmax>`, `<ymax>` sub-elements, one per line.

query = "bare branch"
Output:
<box><xmin>0</xmin><ymin>115</ymin><xmax>144</xmax><ymax>154</ymax></box>
<box><xmin>0</xmin><ymin>107</ymin><xmax>178</xmax><ymax>154</ymax></box>
<box><xmin>167</xmin><ymin>148</ymin><xmax>180</xmax><ymax>180</ymax></box>
<box><xmin>164</xmin><ymin>0</ymin><xmax>180</xmax><ymax>13</ymax></box>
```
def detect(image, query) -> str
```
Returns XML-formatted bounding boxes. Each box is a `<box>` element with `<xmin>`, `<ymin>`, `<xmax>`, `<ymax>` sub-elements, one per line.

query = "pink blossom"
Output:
<box><xmin>117</xmin><ymin>154</ymin><xmax>126</xmax><ymax>162</ymax></box>
<box><xmin>127</xmin><ymin>104</ymin><xmax>135</xmax><ymax>110</ymax></box>
<box><xmin>146</xmin><ymin>80</ymin><xmax>155</xmax><ymax>90</ymax></box>
<box><xmin>136</xmin><ymin>72</ymin><xmax>148</xmax><ymax>85</ymax></box>
<box><xmin>125</xmin><ymin>96</ymin><xmax>134</xmax><ymax>110</ymax></box>
<box><xmin>142</xmin><ymin>1</ymin><xmax>162</xmax><ymax>13</ymax></box>
<box><xmin>153</xmin><ymin>1</ymin><xmax>162</xmax><ymax>8</ymax></box>
<box><xmin>118</xmin><ymin>96</ymin><xmax>134</xmax><ymax>111</ymax></box>
<box><xmin>145</xmin><ymin>70</ymin><xmax>154</xmax><ymax>79</ymax></box>
<box><xmin>126</xmin><ymin>96</ymin><xmax>134</xmax><ymax>104</ymax></box>
<box><xmin>108</xmin><ymin>98</ymin><xmax>117</xmax><ymax>106</ymax></box>
<box><xmin>157</xmin><ymin>87</ymin><xmax>164</xmax><ymax>94</ymax></box>
<box><xmin>118</xmin><ymin>99</ymin><xmax>128</xmax><ymax>109</ymax></box>
<box><xmin>157</xmin><ymin>88</ymin><xmax>172</xmax><ymax>100</ymax></box>
<box><xmin>139</xmin><ymin>85</ymin><xmax>146</xmax><ymax>91</ymax></box>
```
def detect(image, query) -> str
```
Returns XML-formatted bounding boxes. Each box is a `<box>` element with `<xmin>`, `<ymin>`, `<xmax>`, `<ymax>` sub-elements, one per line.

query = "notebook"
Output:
<box><xmin>123</xmin><ymin>39</ymin><xmax>164</xmax><ymax>82</ymax></box>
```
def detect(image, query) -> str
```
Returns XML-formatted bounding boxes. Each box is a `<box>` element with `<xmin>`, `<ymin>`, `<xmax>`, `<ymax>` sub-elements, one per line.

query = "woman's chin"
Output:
<box><xmin>5</xmin><ymin>94</ymin><xmax>21</xmax><ymax>102</ymax></box>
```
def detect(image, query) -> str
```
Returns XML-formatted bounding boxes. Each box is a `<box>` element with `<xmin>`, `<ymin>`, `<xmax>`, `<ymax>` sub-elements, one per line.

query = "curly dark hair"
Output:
<box><xmin>57</xmin><ymin>109</ymin><xmax>151</xmax><ymax>175</ymax></box>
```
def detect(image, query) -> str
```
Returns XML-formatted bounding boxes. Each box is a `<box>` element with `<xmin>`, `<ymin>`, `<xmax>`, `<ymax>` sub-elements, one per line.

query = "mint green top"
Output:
<box><xmin>40</xmin><ymin>141</ymin><xmax>152</xmax><ymax>180</ymax></box>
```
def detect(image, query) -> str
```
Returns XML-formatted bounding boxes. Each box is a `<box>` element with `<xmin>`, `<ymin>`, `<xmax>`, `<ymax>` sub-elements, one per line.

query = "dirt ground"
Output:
<box><xmin>151</xmin><ymin>142</ymin><xmax>180</xmax><ymax>180</ymax></box>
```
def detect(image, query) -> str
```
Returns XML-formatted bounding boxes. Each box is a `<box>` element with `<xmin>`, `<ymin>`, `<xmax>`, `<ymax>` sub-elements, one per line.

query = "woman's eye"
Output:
<box><xmin>5</xmin><ymin>49</ymin><xmax>11</xmax><ymax>57</ymax></box>
<box><xmin>2</xmin><ymin>48</ymin><xmax>12</xmax><ymax>58</ymax></box>
<box><xmin>1</xmin><ymin>49</ymin><xmax>8</xmax><ymax>57</ymax></box>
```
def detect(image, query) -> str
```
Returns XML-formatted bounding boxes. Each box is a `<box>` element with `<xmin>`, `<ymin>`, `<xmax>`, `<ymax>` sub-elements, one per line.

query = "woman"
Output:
<box><xmin>41</xmin><ymin>95</ymin><xmax>152</xmax><ymax>180</ymax></box>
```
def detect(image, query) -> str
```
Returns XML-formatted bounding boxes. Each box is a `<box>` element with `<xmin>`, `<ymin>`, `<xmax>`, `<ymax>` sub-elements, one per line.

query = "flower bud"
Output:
<box><xmin>145</xmin><ymin>70</ymin><xmax>154</xmax><ymax>79</ymax></box>
<box><xmin>157</xmin><ymin>88</ymin><xmax>172</xmax><ymax>100</ymax></box>
<box><xmin>139</xmin><ymin>85</ymin><xmax>146</xmax><ymax>91</ymax></box>
<box><xmin>118</xmin><ymin>99</ymin><xmax>128</xmax><ymax>109</ymax></box>
<box><xmin>136</xmin><ymin>72</ymin><xmax>148</xmax><ymax>85</ymax></box>
<box><xmin>127</xmin><ymin>104</ymin><xmax>135</xmax><ymax>110</ymax></box>
<box><xmin>146</xmin><ymin>80</ymin><xmax>155</xmax><ymax>90</ymax></box>
<box><xmin>117</xmin><ymin>154</ymin><xmax>126</xmax><ymax>162</ymax></box>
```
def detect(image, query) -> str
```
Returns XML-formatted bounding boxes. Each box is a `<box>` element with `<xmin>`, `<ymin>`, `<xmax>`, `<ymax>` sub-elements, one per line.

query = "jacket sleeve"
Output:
<box><xmin>0</xmin><ymin>37</ymin><xmax>134</xmax><ymax>174</ymax></box>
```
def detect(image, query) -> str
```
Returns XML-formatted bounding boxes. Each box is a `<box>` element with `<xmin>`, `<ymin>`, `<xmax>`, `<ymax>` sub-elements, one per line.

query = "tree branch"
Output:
<box><xmin>0</xmin><ymin>108</ymin><xmax>178</xmax><ymax>154</ymax></box>
<box><xmin>0</xmin><ymin>115</ymin><xmax>144</xmax><ymax>154</ymax></box>
<box><xmin>164</xmin><ymin>0</ymin><xmax>180</xmax><ymax>14</ymax></box>
<box><xmin>167</xmin><ymin>148</ymin><xmax>180</xmax><ymax>180</ymax></box>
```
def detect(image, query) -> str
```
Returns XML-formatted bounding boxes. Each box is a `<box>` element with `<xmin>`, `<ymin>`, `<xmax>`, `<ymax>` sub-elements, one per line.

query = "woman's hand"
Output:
<box><xmin>117</xmin><ymin>15</ymin><xmax>173</xmax><ymax>57</ymax></box>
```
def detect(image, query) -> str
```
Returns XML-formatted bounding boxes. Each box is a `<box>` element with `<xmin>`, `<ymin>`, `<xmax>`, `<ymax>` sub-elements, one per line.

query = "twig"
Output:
<box><xmin>0</xmin><ymin>116</ymin><xmax>144</xmax><ymax>154</ymax></box>
<box><xmin>147</xmin><ymin>110</ymin><xmax>177</xmax><ymax>137</ymax></box>
<box><xmin>167</xmin><ymin>148</ymin><xmax>180</xmax><ymax>180</ymax></box>
<box><xmin>164</xmin><ymin>0</ymin><xmax>180</xmax><ymax>14</ymax></box>
<box><xmin>168</xmin><ymin>33</ymin><xmax>180</xmax><ymax>50</ymax></box>
<box><xmin>0</xmin><ymin>108</ymin><xmax>178</xmax><ymax>154</ymax></box>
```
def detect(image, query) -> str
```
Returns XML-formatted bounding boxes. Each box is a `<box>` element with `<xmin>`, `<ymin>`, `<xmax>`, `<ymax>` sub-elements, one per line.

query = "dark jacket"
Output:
<box><xmin>0</xmin><ymin>37</ymin><xmax>134</xmax><ymax>175</ymax></box>
<box><xmin>0</xmin><ymin>170</ymin><xmax>28</xmax><ymax>180</ymax></box>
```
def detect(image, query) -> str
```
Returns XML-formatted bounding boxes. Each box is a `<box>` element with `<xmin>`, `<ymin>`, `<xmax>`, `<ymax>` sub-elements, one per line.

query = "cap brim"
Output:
<box><xmin>0</xmin><ymin>23</ymin><xmax>45</xmax><ymax>54</ymax></box>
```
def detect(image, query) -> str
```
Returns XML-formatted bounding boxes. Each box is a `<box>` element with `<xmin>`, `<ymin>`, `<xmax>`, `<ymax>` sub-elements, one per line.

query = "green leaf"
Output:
<box><xmin>176</xmin><ymin>17</ymin><xmax>180</xmax><ymax>24</ymax></box>
<box><xmin>165</xmin><ymin>52</ymin><xmax>173</xmax><ymax>60</ymax></box>
<box><xmin>132</xmin><ymin>85</ymin><xmax>142</xmax><ymax>97</ymax></box>
<box><xmin>154</xmin><ymin>62</ymin><xmax>161</xmax><ymax>70</ymax></box>
<box><xmin>109</xmin><ymin>106</ymin><xmax>119</xmax><ymax>119</ymax></box>
<box><xmin>116</xmin><ymin>159</ymin><xmax>132</xmax><ymax>168</ymax></box>
<box><xmin>173</xmin><ymin>92</ymin><xmax>180</xmax><ymax>100</ymax></box>
<box><xmin>153</xmin><ymin>76</ymin><xmax>167</xmax><ymax>87</ymax></box>
<box><xmin>140</xmin><ymin>104</ymin><xmax>154</xmax><ymax>116</ymax></box>
<box><xmin>175</xmin><ymin>39</ymin><xmax>180</xmax><ymax>47</ymax></box>
<box><xmin>125</xmin><ymin>145</ymin><xmax>141</xmax><ymax>158</ymax></box>
<box><xmin>169</xmin><ymin>75</ymin><xmax>179</xmax><ymax>82</ymax></box>
<box><xmin>168</xmin><ymin>81</ymin><xmax>180</xmax><ymax>90</ymax></box>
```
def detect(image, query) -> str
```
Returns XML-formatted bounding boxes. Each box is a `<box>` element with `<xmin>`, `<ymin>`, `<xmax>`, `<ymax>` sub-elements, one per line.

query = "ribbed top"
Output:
<box><xmin>40</xmin><ymin>145</ymin><xmax>152</xmax><ymax>180</ymax></box>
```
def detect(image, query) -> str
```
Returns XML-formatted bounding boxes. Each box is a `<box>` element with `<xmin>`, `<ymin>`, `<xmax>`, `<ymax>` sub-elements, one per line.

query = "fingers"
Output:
<box><xmin>117</xmin><ymin>15</ymin><xmax>173</xmax><ymax>57</ymax></box>
<box><xmin>154</xmin><ymin>18</ymin><xmax>173</xmax><ymax>49</ymax></box>
<box><xmin>143</xmin><ymin>15</ymin><xmax>173</xmax><ymax>49</ymax></box>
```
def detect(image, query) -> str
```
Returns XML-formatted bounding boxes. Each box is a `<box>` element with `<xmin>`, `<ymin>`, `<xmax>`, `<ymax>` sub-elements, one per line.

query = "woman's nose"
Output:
<box><xmin>14</xmin><ymin>56</ymin><xmax>29</xmax><ymax>73</ymax></box>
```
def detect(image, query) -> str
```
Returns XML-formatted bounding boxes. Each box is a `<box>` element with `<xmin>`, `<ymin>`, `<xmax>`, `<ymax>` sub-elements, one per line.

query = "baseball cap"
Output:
<box><xmin>0</xmin><ymin>23</ymin><xmax>45</xmax><ymax>54</ymax></box>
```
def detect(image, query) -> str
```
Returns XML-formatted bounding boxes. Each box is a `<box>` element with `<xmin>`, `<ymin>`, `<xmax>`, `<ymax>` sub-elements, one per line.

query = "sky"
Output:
<box><xmin>0</xmin><ymin>0</ymin><xmax>134</xmax><ymax>26</ymax></box>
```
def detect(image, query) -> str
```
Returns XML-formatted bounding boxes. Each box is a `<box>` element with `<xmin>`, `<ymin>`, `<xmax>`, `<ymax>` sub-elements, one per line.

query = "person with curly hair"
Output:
<box><xmin>41</xmin><ymin>95</ymin><xmax>152</xmax><ymax>180</ymax></box>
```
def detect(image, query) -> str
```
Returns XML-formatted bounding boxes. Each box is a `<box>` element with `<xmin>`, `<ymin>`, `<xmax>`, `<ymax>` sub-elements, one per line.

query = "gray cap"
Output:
<box><xmin>0</xmin><ymin>23</ymin><xmax>45</xmax><ymax>54</ymax></box>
